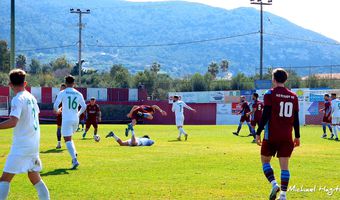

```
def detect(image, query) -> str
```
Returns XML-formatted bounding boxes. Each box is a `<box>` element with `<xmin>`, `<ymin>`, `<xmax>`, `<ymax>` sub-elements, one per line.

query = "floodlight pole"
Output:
<box><xmin>250</xmin><ymin>0</ymin><xmax>272</xmax><ymax>80</ymax></box>
<box><xmin>70</xmin><ymin>8</ymin><xmax>90</xmax><ymax>86</ymax></box>
<box><xmin>10</xmin><ymin>0</ymin><xmax>15</xmax><ymax>69</ymax></box>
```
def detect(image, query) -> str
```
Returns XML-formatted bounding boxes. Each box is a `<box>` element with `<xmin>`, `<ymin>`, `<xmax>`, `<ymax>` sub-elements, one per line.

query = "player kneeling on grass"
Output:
<box><xmin>0</xmin><ymin>69</ymin><xmax>50</xmax><ymax>200</ymax></box>
<box><xmin>125</xmin><ymin>105</ymin><xmax>167</xmax><ymax>136</ymax></box>
<box><xmin>255</xmin><ymin>68</ymin><xmax>300</xmax><ymax>200</ymax></box>
<box><xmin>172</xmin><ymin>95</ymin><xmax>196</xmax><ymax>141</ymax></box>
<box><xmin>106</xmin><ymin>131</ymin><xmax>154</xmax><ymax>146</ymax></box>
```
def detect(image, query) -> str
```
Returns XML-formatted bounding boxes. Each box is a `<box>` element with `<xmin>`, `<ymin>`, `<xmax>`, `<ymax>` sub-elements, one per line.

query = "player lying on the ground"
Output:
<box><xmin>126</xmin><ymin>104</ymin><xmax>167</xmax><ymax>136</ymax></box>
<box><xmin>233</xmin><ymin>96</ymin><xmax>255</xmax><ymax>137</ymax></box>
<box><xmin>106</xmin><ymin>131</ymin><xmax>154</xmax><ymax>146</ymax></box>
<box><xmin>330</xmin><ymin>93</ymin><xmax>340</xmax><ymax>141</ymax></box>
<box><xmin>255</xmin><ymin>68</ymin><xmax>300</xmax><ymax>200</ymax></box>
<box><xmin>319</xmin><ymin>94</ymin><xmax>333</xmax><ymax>139</ymax></box>
<box><xmin>0</xmin><ymin>69</ymin><xmax>50</xmax><ymax>200</ymax></box>
<box><xmin>82</xmin><ymin>97</ymin><xmax>101</xmax><ymax>139</ymax></box>
<box><xmin>172</xmin><ymin>95</ymin><xmax>196</xmax><ymax>141</ymax></box>
<box><xmin>55</xmin><ymin>83</ymin><xmax>66</xmax><ymax>149</ymax></box>
<box><xmin>247</xmin><ymin>93</ymin><xmax>263</xmax><ymax>143</ymax></box>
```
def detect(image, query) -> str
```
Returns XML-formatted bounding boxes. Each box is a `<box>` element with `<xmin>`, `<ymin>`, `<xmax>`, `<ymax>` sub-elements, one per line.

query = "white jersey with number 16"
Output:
<box><xmin>53</xmin><ymin>87</ymin><xmax>86</xmax><ymax>122</ymax></box>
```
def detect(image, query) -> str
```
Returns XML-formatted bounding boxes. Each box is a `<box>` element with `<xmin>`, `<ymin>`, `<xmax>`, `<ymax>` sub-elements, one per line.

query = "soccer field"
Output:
<box><xmin>0</xmin><ymin>125</ymin><xmax>339</xmax><ymax>200</ymax></box>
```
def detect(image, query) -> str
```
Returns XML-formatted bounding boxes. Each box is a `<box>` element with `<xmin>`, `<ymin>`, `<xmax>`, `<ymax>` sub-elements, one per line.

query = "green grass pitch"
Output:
<box><xmin>0</xmin><ymin>125</ymin><xmax>339</xmax><ymax>199</ymax></box>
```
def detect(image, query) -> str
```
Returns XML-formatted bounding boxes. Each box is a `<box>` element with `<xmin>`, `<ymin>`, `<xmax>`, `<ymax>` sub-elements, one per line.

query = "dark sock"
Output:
<box><xmin>281</xmin><ymin>170</ymin><xmax>290</xmax><ymax>192</ymax></box>
<box><xmin>328</xmin><ymin>124</ymin><xmax>333</xmax><ymax>133</ymax></box>
<box><xmin>263</xmin><ymin>163</ymin><xmax>276</xmax><ymax>183</ymax></box>
<box><xmin>322</xmin><ymin>124</ymin><xmax>326</xmax><ymax>134</ymax></box>
<box><xmin>237</xmin><ymin>123</ymin><xmax>242</xmax><ymax>133</ymax></box>
<box><xmin>57</xmin><ymin>128</ymin><xmax>61</xmax><ymax>141</ymax></box>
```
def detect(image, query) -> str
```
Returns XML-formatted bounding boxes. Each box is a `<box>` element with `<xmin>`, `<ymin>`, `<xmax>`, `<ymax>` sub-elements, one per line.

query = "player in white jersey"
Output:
<box><xmin>53</xmin><ymin>75</ymin><xmax>86</xmax><ymax>169</ymax></box>
<box><xmin>106</xmin><ymin>131</ymin><xmax>154</xmax><ymax>146</ymax></box>
<box><xmin>172</xmin><ymin>95</ymin><xmax>196</xmax><ymax>141</ymax></box>
<box><xmin>0</xmin><ymin>69</ymin><xmax>49</xmax><ymax>200</ymax></box>
<box><xmin>330</xmin><ymin>93</ymin><xmax>340</xmax><ymax>141</ymax></box>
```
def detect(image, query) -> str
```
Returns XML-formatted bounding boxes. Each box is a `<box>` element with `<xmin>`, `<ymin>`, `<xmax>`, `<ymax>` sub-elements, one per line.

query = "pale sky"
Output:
<box><xmin>128</xmin><ymin>0</ymin><xmax>340</xmax><ymax>42</ymax></box>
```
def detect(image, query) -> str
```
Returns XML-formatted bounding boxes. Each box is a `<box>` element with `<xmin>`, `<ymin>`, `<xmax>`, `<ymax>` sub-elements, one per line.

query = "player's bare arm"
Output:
<box><xmin>127</xmin><ymin>105</ymin><xmax>139</xmax><ymax>118</ymax></box>
<box><xmin>151</xmin><ymin>105</ymin><xmax>167</xmax><ymax>116</ymax></box>
<box><xmin>0</xmin><ymin>116</ymin><xmax>19</xmax><ymax>129</ymax></box>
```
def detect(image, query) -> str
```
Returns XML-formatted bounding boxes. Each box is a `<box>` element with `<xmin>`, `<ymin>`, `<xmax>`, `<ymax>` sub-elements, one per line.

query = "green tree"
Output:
<box><xmin>286</xmin><ymin>70</ymin><xmax>301</xmax><ymax>89</ymax></box>
<box><xmin>42</xmin><ymin>64</ymin><xmax>52</xmax><ymax>74</ymax></box>
<box><xmin>16</xmin><ymin>54</ymin><xmax>27</xmax><ymax>70</ymax></box>
<box><xmin>50</xmin><ymin>56</ymin><xmax>72</xmax><ymax>71</ymax></box>
<box><xmin>150</xmin><ymin>62</ymin><xmax>161</xmax><ymax>74</ymax></box>
<box><xmin>114</xmin><ymin>70</ymin><xmax>131</xmax><ymax>88</ymax></box>
<box><xmin>110</xmin><ymin>64</ymin><xmax>126</xmax><ymax>77</ymax></box>
<box><xmin>220</xmin><ymin>60</ymin><xmax>229</xmax><ymax>72</ymax></box>
<box><xmin>231</xmin><ymin>73</ymin><xmax>253</xmax><ymax>90</ymax></box>
<box><xmin>207</xmin><ymin>62</ymin><xmax>219</xmax><ymax>79</ymax></box>
<box><xmin>0</xmin><ymin>40</ymin><xmax>10</xmax><ymax>73</ymax></box>
<box><xmin>29</xmin><ymin>59</ymin><xmax>41</xmax><ymax>74</ymax></box>
<box><xmin>190</xmin><ymin>73</ymin><xmax>207</xmax><ymax>91</ymax></box>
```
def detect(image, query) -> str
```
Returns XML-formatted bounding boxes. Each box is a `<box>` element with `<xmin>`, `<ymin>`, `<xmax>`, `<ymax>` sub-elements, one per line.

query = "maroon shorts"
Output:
<box><xmin>322</xmin><ymin>116</ymin><xmax>331</xmax><ymax>123</ymax></box>
<box><xmin>86</xmin><ymin>119</ymin><xmax>98</xmax><ymax>129</ymax></box>
<box><xmin>240</xmin><ymin>115</ymin><xmax>250</xmax><ymax>123</ymax></box>
<box><xmin>57</xmin><ymin>115</ymin><xmax>62</xmax><ymax>127</ymax></box>
<box><xmin>261</xmin><ymin>140</ymin><xmax>294</xmax><ymax>158</ymax></box>
<box><xmin>251</xmin><ymin>119</ymin><xmax>261</xmax><ymax>127</ymax></box>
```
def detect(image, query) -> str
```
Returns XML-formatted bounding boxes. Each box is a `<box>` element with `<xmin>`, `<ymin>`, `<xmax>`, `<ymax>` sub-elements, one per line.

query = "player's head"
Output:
<box><xmin>324</xmin><ymin>94</ymin><xmax>330</xmax><ymax>100</ymax></box>
<box><xmin>252</xmin><ymin>93</ymin><xmax>259</xmax><ymax>101</ymax></box>
<box><xmin>142</xmin><ymin>135</ymin><xmax>150</xmax><ymax>139</ymax></box>
<box><xmin>240</xmin><ymin>96</ymin><xmax>246</xmax><ymax>102</ymax></box>
<box><xmin>173</xmin><ymin>95</ymin><xmax>179</xmax><ymax>102</ymax></box>
<box><xmin>8</xmin><ymin>69</ymin><xmax>27</xmax><ymax>90</ymax></box>
<box><xmin>272</xmin><ymin>68</ymin><xmax>288</xmax><ymax>86</ymax></box>
<box><xmin>60</xmin><ymin>83</ymin><xmax>66</xmax><ymax>91</ymax></box>
<box><xmin>90</xmin><ymin>97</ymin><xmax>96</xmax><ymax>105</ymax></box>
<box><xmin>65</xmin><ymin>75</ymin><xmax>75</xmax><ymax>87</ymax></box>
<box><xmin>331</xmin><ymin>93</ymin><xmax>337</xmax><ymax>100</ymax></box>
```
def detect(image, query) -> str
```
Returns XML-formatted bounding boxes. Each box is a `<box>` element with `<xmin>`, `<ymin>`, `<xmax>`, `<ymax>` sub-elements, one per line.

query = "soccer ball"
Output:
<box><xmin>94</xmin><ymin>135</ymin><xmax>101</xmax><ymax>142</ymax></box>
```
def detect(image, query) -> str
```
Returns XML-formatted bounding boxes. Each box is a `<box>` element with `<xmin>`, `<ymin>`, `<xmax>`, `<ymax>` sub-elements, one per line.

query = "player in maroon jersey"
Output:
<box><xmin>82</xmin><ymin>97</ymin><xmax>101</xmax><ymax>139</ymax></box>
<box><xmin>125</xmin><ymin>104</ymin><xmax>167</xmax><ymax>136</ymax></box>
<box><xmin>247</xmin><ymin>93</ymin><xmax>264</xmax><ymax>143</ymax></box>
<box><xmin>55</xmin><ymin>83</ymin><xmax>66</xmax><ymax>149</ymax></box>
<box><xmin>232</xmin><ymin>96</ymin><xmax>255</xmax><ymax>136</ymax></box>
<box><xmin>256</xmin><ymin>68</ymin><xmax>300</xmax><ymax>200</ymax></box>
<box><xmin>319</xmin><ymin>94</ymin><xmax>333</xmax><ymax>138</ymax></box>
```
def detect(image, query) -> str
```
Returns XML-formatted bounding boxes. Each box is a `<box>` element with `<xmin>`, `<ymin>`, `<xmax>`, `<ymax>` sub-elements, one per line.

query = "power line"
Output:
<box><xmin>87</xmin><ymin>32</ymin><xmax>259</xmax><ymax>48</ymax></box>
<box><xmin>16</xmin><ymin>43</ymin><xmax>77</xmax><ymax>52</ymax></box>
<box><xmin>264</xmin><ymin>32</ymin><xmax>340</xmax><ymax>46</ymax></box>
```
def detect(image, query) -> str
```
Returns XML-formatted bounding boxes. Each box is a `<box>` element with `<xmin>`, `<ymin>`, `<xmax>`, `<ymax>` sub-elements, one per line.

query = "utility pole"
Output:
<box><xmin>250</xmin><ymin>0</ymin><xmax>272</xmax><ymax>80</ymax></box>
<box><xmin>10</xmin><ymin>0</ymin><xmax>15</xmax><ymax>69</ymax></box>
<box><xmin>70</xmin><ymin>8</ymin><xmax>90</xmax><ymax>86</ymax></box>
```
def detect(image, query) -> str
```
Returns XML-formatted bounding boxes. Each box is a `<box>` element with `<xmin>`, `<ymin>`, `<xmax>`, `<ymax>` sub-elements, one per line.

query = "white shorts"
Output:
<box><xmin>332</xmin><ymin>117</ymin><xmax>340</xmax><ymax>125</ymax></box>
<box><xmin>61</xmin><ymin>119</ymin><xmax>79</xmax><ymax>137</ymax></box>
<box><xmin>4</xmin><ymin>154</ymin><xmax>42</xmax><ymax>174</ymax></box>
<box><xmin>175</xmin><ymin>116</ymin><xmax>184</xmax><ymax>126</ymax></box>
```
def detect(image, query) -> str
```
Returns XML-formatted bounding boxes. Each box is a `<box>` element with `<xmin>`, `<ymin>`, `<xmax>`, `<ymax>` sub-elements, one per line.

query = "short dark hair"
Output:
<box><xmin>272</xmin><ymin>68</ymin><xmax>288</xmax><ymax>83</ymax></box>
<box><xmin>173</xmin><ymin>95</ymin><xmax>179</xmax><ymax>99</ymax></box>
<box><xmin>65</xmin><ymin>75</ymin><xmax>75</xmax><ymax>85</ymax></box>
<box><xmin>60</xmin><ymin>83</ymin><xmax>66</xmax><ymax>88</ymax></box>
<box><xmin>142</xmin><ymin>135</ymin><xmax>150</xmax><ymax>139</ymax></box>
<box><xmin>253</xmin><ymin>93</ymin><xmax>259</xmax><ymax>99</ymax></box>
<box><xmin>324</xmin><ymin>94</ymin><xmax>330</xmax><ymax>97</ymax></box>
<box><xmin>9</xmin><ymin>69</ymin><xmax>26</xmax><ymax>86</ymax></box>
<box><xmin>331</xmin><ymin>93</ymin><xmax>337</xmax><ymax>98</ymax></box>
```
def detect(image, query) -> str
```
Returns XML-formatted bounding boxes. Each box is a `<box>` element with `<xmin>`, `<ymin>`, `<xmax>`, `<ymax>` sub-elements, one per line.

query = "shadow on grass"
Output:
<box><xmin>238</xmin><ymin>135</ymin><xmax>252</xmax><ymax>138</ymax></box>
<box><xmin>41</xmin><ymin>168</ymin><xmax>75</xmax><ymax>177</ymax></box>
<box><xmin>80</xmin><ymin>138</ymin><xmax>93</xmax><ymax>141</ymax></box>
<box><xmin>168</xmin><ymin>139</ymin><xmax>182</xmax><ymax>142</ymax></box>
<box><xmin>40</xmin><ymin>149</ymin><xmax>64</xmax><ymax>154</ymax></box>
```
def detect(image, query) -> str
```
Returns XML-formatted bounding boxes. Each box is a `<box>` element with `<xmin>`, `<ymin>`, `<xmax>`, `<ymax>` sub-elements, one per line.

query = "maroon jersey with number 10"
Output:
<box><xmin>263</xmin><ymin>87</ymin><xmax>299</xmax><ymax>142</ymax></box>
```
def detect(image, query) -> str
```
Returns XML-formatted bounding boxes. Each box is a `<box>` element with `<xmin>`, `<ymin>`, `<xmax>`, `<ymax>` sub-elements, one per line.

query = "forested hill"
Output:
<box><xmin>0</xmin><ymin>0</ymin><xmax>340</xmax><ymax>76</ymax></box>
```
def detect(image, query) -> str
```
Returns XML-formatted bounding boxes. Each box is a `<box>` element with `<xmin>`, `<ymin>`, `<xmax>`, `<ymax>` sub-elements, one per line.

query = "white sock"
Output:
<box><xmin>179</xmin><ymin>127</ymin><xmax>186</xmax><ymax>135</ymax></box>
<box><xmin>65</xmin><ymin>141</ymin><xmax>77</xmax><ymax>159</ymax></box>
<box><xmin>270</xmin><ymin>180</ymin><xmax>278</xmax><ymax>187</ymax></box>
<box><xmin>0</xmin><ymin>181</ymin><xmax>10</xmax><ymax>200</ymax></box>
<box><xmin>280</xmin><ymin>191</ymin><xmax>287</xmax><ymax>196</ymax></box>
<box><xmin>34</xmin><ymin>180</ymin><xmax>50</xmax><ymax>200</ymax></box>
<box><xmin>333</xmin><ymin>126</ymin><xmax>338</xmax><ymax>138</ymax></box>
<box><xmin>113</xmin><ymin>134</ymin><xmax>120</xmax><ymax>141</ymax></box>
